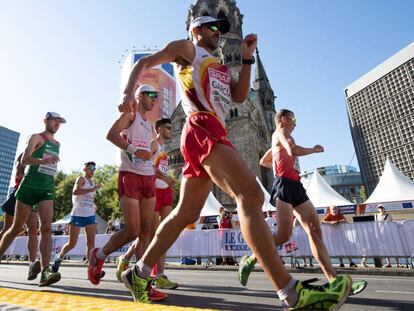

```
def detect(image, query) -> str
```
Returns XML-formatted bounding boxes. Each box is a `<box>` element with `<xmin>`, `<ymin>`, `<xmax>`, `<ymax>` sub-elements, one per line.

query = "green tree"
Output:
<box><xmin>54</xmin><ymin>171</ymin><xmax>79</xmax><ymax>220</ymax></box>
<box><xmin>94</xmin><ymin>165</ymin><xmax>120</xmax><ymax>220</ymax></box>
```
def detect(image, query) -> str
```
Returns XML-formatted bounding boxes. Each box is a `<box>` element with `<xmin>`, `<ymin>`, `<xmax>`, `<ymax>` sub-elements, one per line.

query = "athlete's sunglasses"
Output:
<box><xmin>143</xmin><ymin>91</ymin><xmax>158</xmax><ymax>100</ymax></box>
<box><xmin>204</xmin><ymin>23</ymin><xmax>220</xmax><ymax>33</ymax></box>
<box><xmin>288</xmin><ymin>116</ymin><xmax>297</xmax><ymax>126</ymax></box>
<box><xmin>87</xmin><ymin>165</ymin><xmax>96</xmax><ymax>171</ymax></box>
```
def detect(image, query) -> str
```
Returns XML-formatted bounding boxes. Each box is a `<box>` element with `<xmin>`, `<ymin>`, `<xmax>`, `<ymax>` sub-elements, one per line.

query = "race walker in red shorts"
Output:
<box><xmin>87</xmin><ymin>84</ymin><xmax>161</xmax><ymax>294</ymax></box>
<box><xmin>117</xmin><ymin>15</ymin><xmax>351</xmax><ymax>309</ymax></box>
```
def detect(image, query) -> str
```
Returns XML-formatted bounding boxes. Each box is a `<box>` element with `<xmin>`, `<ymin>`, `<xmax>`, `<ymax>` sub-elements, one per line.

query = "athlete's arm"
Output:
<box><xmin>73</xmin><ymin>176</ymin><xmax>99</xmax><ymax>195</ymax></box>
<box><xmin>278</xmin><ymin>129</ymin><xmax>324</xmax><ymax>157</ymax></box>
<box><xmin>259</xmin><ymin>148</ymin><xmax>272</xmax><ymax>168</ymax></box>
<box><xmin>21</xmin><ymin>134</ymin><xmax>58</xmax><ymax>166</ymax></box>
<box><xmin>106</xmin><ymin>112</ymin><xmax>151</xmax><ymax>160</ymax></box>
<box><xmin>152</xmin><ymin>140</ymin><xmax>175</xmax><ymax>186</ymax></box>
<box><xmin>230</xmin><ymin>34</ymin><xmax>257</xmax><ymax>103</ymax></box>
<box><xmin>120</xmin><ymin>40</ymin><xmax>195</xmax><ymax>113</ymax></box>
<box><xmin>15</xmin><ymin>153</ymin><xmax>26</xmax><ymax>178</ymax></box>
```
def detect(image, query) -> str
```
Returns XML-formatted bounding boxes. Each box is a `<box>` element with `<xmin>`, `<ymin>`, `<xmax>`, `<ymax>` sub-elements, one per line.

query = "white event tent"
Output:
<box><xmin>365</xmin><ymin>159</ymin><xmax>414</xmax><ymax>204</ymax></box>
<box><xmin>256</xmin><ymin>177</ymin><xmax>276</xmax><ymax>212</ymax></box>
<box><xmin>304</xmin><ymin>170</ymin><xmax>353</xmax><ymax>208</ymax></box>
<box><xmin>199</xmin><ymin>192</ymin><xmax>222</xmax><ymax>217</ymax></box>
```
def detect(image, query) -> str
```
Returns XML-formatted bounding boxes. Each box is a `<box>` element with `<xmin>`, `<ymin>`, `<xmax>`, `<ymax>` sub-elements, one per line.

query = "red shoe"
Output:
<box><xmin>88</xmin><ymin>248</ymin><xmax>104</xmax><ymax>285</ymax></box>
<box><xmin>149</xmin><ymin>285</ymin><xmax>168</xmax><ymax>301</ymax></box>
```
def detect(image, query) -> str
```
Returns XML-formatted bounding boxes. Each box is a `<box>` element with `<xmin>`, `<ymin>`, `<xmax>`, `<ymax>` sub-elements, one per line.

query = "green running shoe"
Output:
<box><xmin>154</xmin><ymin>275</ymin><xmax>179</xmax><ymax>289</ymax></box>
<box><xmin>121</xmin><ymin>267</ymin><xmax>151</xmax><ymax>303</ymax></box>
<box><xmin>28</xmin><ymin>260</ymin><xmax>41</xmax><ymax>280</ymax></box>
<box><xmin>350</xmin><ymin>280</ymin><xmax>367</xmax><ymax>296</ymax></box>
<box><xmin>38</xmin><ymin>267</ymin><xmax>61</xmax><ymax>287</ymax></box>
<box><xmin>238</xmin><ymin>255</ymin><xmax>257</xmax><ymax>286</ymax></box>
<box><xmin>288</xmin><ymin>275</ymin><xmax>352</xmax><ymax>310</ymax></box>
<box><xmin>116</xmin><ymin>255</ymin><xmax>130</xmax><ymax>283</ymax></box>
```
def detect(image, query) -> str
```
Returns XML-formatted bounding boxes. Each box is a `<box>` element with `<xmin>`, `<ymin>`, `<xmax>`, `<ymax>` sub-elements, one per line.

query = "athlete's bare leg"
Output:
<box><xmin>84</xmin><ymin>224</ymin><xmax>97</xmax><ymax>262</ymax></box>
<box><xmin>202</xmin><ymin>143</ymin><xmax>291</xmax><ymax>290</ymax></box>
<box><xmin>133</xmin><ymin>196</ymin><xmax>156</xmax><ymax>260</ymax></box>
<box><xmin>294</xmin><ymin>200</ymin><xmax>337</xmax><ymax>280</ymax></box>
<box><xmin>26</xmin><ymin>212</ymin><xmax>39</xmax><ymax>262</ymax></box>
<box><xmin>102</xmin><ymin>196</ymin><xmax>142</xmax><ymax>256</ymax></box>
<box><xmin>155</xmin><ymin>205</ymin><xmax>172</xmax><ymax>275</ymax></box>
<box><xmin>140</xmin><ymin>177</ymin><xmax>212</xmax><ymax>268</ymax></box>
<box><xmin>59</xmin><ymin>224</ymin><xmax>81</xmax><ymax>258</ymax></box>
<box><xmin>37</xmin><ymin>200</ymin><xmax>54</xmax><ymax>269</ymax></box>
<box><xmin>0</xmin><ymin>213</ymin><xmax>14</xmax><ymax>242</ymax></box>
<box><xmin>0</xmin><ymin>202</ymin><xmax>32</xmax><ymax>257</ymax></box>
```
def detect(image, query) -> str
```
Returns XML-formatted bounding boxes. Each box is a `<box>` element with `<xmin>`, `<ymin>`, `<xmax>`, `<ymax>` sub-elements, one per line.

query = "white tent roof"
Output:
<box><xmin>256</xmin><ymin>177</ymin><xmax>276</xmax><ymax>212</ymax></box>
<box><xmin>305</xmin><ymin>170</ymin><xmax>353</xmax><ymax>208</ymax></box>
<box><xmin>199</xmin><ymin>192</ymin><xmax>222</xmax><ymax>217</ymax></box>
<box><xmin>365</xmin><ymin>159</ymin><xmax>414</xmax><ymax>204</ymax></box>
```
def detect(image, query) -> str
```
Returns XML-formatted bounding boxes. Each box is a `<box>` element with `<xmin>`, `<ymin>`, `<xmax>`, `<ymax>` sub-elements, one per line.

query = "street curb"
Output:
<box><xmin>2</xmin><ymin>261</ymin><xmax>413</xmax><ymax>277</ymax></box>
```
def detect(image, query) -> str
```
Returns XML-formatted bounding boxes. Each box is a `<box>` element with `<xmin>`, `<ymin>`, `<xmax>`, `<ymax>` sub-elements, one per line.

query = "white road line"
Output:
<box><xmin>376</xmin><ymin>290</ymin><xmax>414</xmax><ymax>295</ymax></box>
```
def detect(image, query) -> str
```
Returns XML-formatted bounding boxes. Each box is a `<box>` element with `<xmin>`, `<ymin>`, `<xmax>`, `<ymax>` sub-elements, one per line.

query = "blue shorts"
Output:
<box><xmin>70</xmin><ymin>215</ymin><xmax>96</xmax><ymax>227</ymax></box>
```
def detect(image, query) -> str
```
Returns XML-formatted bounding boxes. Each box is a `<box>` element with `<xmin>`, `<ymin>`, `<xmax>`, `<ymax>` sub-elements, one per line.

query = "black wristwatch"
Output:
<box><xmin>242</xmin><ymin>56</ymin><xmax>255</xmax><ymax>65</ymax></box>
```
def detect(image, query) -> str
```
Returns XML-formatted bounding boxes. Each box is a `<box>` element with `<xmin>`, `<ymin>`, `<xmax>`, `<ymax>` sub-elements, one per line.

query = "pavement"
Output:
<box><xmin>2</xmin><ymin>259</ymin><xmax>413</xmax><ymax>277</ymax></box>
<box><xmin>1</xmin><ymin>261</ymin><xmax>414</xmax><ymax>310</ymax></box>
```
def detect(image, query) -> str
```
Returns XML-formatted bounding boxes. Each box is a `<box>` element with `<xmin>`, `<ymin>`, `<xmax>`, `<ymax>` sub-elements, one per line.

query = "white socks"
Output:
<box><xmin>277</xmin><ymin>278</ymin><xmax>298</xmax><ymax>307</ymax></box>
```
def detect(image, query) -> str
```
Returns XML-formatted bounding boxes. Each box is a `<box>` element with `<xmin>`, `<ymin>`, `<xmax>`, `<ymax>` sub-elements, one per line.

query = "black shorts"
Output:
<box><xmin>1</xmin><ymin>188</ymin><xmax>17</xmax><ymax>216</ymax></box>
<box><xmin>270</xmin><ymin>177</ymin><xmax>309</xmax><ymax>208</ymax></box>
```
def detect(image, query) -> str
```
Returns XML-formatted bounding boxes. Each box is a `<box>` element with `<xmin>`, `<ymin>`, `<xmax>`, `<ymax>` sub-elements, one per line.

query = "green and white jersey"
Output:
<box><xmin>22</xmin><ymin>133</ymin><xmax>60</xmax><ymax>190</ymax></box>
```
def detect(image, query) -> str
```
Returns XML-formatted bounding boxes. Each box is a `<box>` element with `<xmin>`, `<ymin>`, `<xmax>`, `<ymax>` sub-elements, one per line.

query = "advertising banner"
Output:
<box><xmin>120</xmin><ymin>52</ymin><xmax>176</xmax><ymax>124</ymax></box>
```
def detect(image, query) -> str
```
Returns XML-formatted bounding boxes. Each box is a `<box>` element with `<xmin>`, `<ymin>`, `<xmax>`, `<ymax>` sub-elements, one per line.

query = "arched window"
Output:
<box><xmin>234</xmin><ymin>108</ymin><xmax>238</xmax><ymax>117</ymax></box>
<box><xmin>217</xmin><ymin>11</ymin><xmax>226</xmax><ymax>19</ymax></box>
<box><xmin>230</xmin><ymin>109</ymin><xmax>234</xmax><ymax>118</ymax></box>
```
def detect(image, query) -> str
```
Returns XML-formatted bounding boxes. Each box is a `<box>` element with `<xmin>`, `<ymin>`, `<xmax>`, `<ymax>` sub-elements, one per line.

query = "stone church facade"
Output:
<box><xmin>166</xmin><ymin>0</ymin><xmax>277</xmax><ymax>209</ymax></box>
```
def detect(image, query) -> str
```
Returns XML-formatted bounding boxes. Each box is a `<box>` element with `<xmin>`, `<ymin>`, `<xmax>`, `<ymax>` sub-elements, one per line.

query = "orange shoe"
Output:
<box><xmin>149</xmin><ymin>285</ymin><xmax>168</xmax><ymax>301</ymax></box>
<box><xmin>88</xmin><ymin>248</ymin><xmax>104</xmax><ymax>285</ymax></box>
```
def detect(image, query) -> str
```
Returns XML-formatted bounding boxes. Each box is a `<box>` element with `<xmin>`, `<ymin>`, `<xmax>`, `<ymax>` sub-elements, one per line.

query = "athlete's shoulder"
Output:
<box><xmin>166</xmin><ymin>39</ymin><xmax>195</xmax><ymax>64</ymax></box>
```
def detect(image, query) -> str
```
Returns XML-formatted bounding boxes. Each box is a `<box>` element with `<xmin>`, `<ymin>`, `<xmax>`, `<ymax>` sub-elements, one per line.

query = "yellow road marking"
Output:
<box><xmin>0</xmin><ymin>288</ymin><xmax>216</xmax><ymax>311</ymax></box>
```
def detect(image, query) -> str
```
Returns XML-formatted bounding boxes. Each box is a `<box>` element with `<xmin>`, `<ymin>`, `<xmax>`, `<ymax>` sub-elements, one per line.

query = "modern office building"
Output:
<box><xmin>0</xmin><ymin>126</ymin><xmax>20</xmax><ymax>205</ymax></box>
<box><xmin>301</xmin><ymin>165</ymin><xmax>365</xmax><ymax>203</ymax></box>
<box><xmin>344</xmin><ymin>42</ymin><xmax>414</xmax><ymax>195</ymax></box>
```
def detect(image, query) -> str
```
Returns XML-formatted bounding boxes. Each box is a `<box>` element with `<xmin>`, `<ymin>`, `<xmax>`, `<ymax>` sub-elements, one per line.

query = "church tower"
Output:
<box><xmin>253</xmin><ymin>48</ymin><xmax>276</xmax><ymax>133</ymax></box>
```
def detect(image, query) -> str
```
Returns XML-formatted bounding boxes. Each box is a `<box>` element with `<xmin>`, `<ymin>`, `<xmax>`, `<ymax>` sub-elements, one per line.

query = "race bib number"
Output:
<box><xmin>130</xmin><ymin>139</ymin><xmax>151</xmax><ymax>167</ymax></box>
<box><xmin>38</xmin><ymin>152</ymin><xmax>58</xmax><ymax>176</ymax></box>
<box><xmin>208</xmin><ymin>67</ymin><xmax>231</xmax><ymax>116</ymax></box>
<box><xmin>82</xmin><ymin>193</ymin><xmax>94</xmax><ymax>209</ymax></box>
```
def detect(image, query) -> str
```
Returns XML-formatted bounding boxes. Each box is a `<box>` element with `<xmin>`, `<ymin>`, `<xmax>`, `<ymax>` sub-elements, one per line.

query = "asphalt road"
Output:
<box><xmin>1</xmin><ymin>264</ymin><xmax>414</xmax><ymax>310</ymax></box>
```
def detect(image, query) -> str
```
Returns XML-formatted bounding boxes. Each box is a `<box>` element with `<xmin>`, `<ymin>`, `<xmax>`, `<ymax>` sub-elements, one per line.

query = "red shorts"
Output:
<box><xmin>154</xmin><ymin>187</ymin><xmax>173</xmax><ymax>212</ymax></box>
<box><xmin>181</xmin><ymin>112</ymin><xmax>234</xmax><ymax>178</ymax></box>
<box><xmin>118</xmin><ymin>171</ymin><xmax>156</xmax><ymax>200</ymax></box>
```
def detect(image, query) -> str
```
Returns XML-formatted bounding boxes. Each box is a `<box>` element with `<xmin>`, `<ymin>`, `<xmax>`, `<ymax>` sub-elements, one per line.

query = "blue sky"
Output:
<box><xmin>0</xmin><ymin>0</ymin><xmax>413</xmax><ymax>177</ymax></box>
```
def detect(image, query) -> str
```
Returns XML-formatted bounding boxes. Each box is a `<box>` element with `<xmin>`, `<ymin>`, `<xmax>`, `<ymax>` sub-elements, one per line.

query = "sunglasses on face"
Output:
<box><xmin>87</xmin><ymin>165</ymin><xmax>96</xmax><ymax>171</ymax></box>
<box><xmin>288</xmin><ymin>116</ymin><xmax>297</xmax><ymax>126</ymax></box>
<box><xmin>204</xmin><ymin>23</ymin><xmax>220</xmax><ymax>32</ymax></box>
<box><xmin>143</xmin><ymin>91</ymin><xmax>158</xmax><ymax>99</ymax></box>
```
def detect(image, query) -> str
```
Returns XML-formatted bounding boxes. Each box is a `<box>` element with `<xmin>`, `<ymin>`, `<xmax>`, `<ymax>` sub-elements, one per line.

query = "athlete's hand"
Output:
<box><xmin>94</xmin><ymin>183</ymin><xmax>102</xmax><ymax>191</ymax></box>
<box><xmin>241</xmin><ymin>34</ymin><xmax>257</xmax><ymax>58</ymax></box>
<box><xmin>43</xmin><ymin>155</ymin><xmax>59</xmax><ymax>164</ymax></box>
<box><xmin>313</xmin><ymin>145</ymin><xmax>324</xmax><ymax>153</ymax></box>
<box><xmin>134</xmin><ymin>150</ymin><xmax>152</xmax><ymax>161</ymax></box>
<box><xmin>118</xmin><ymin>93</ymin><xmax>137</xmax><ymax>113</ymax></box>
<box><xmin>166</xmin><ymin>176</ymin><xmax>176</xmax><ymax>187</ymax></box>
